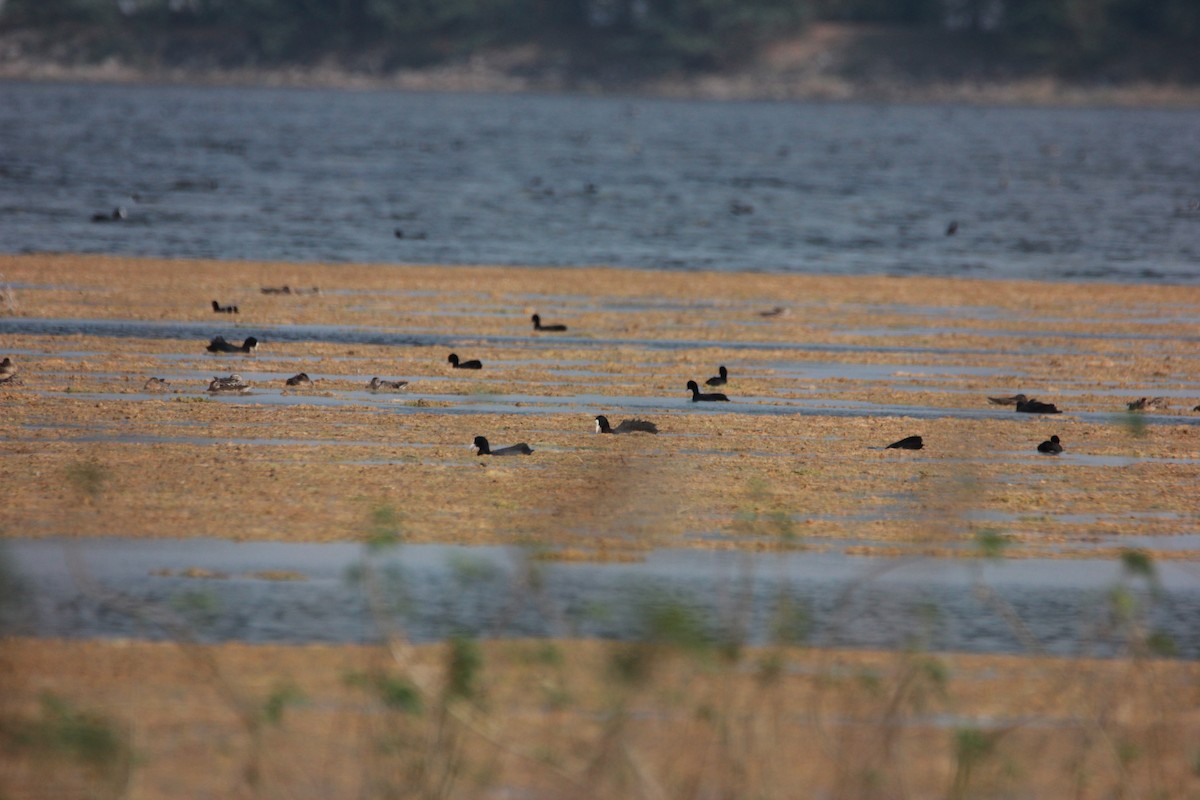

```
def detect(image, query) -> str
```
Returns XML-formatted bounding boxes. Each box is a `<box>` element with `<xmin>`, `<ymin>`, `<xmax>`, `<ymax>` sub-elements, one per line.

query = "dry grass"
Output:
<box><xmin>2</xmin><ymin>633</ymin><xmax>1198</xmax><ymax>800</ymax></box>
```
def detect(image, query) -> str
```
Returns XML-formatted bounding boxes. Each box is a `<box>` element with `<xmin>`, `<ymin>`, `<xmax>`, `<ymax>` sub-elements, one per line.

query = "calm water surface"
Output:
<box><xmin>5</xmin><ymin>539</ymin><xmax>1198</xmax><ymax>656</ymax></box>
<box><xmin>4</xmin><ymin>84</ymin><xmax>1199</xmax><ymax>651</ymax></box>
<box><xmin>2</xmin><ymin>82</ymin><xmax>1198</xmax><ymax>282</ymax></box>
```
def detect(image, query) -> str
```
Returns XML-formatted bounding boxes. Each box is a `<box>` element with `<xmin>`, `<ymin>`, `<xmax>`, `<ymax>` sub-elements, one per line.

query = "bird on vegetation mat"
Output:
<box><xmin>1037</xmin><ymin>435</ymin><xmax>1063</xmax><ymax>454</ymax></box>
<box><xmin>687</xmin><ymin>380</ymin><xmax>729</xmax><ymax>402</ymax></box>
<box><xmin>1016</xmin><ymin>396</ymin><xmax>1062</xmax><ymax>414</ymax></box>
<box><xmin>706</xmin><ymin>366</ymin><xmax>728</xmax><ymax>386</ymax></box>
<box><xmin>208</xmin><ymin>374</ymin><xmax>250</xmax><ymax>394</ymax></box>
<box><xmin>367</xmin><ymin>377</ymin><xmax>408</xmax><ymax>392</ymax></box>
<box><xmin>448</xmin><ymin>353</ymin><xmax>483</xmax><ymax>369</ymax></box>
<box><xmin>1127</xmin><ymin>397</ymin><xmax>1168</xmax><ymax>411</ymax></box>
<box><xmin>531</xmin><ymin>313</ymin><xmax>567</xmax><ymax>332</ymax></box>
<box><xmin>988</xmin><ymin>393</ymin><xmax>1063</xmax><ymax>414</ymax></box>
<box><xmin>595</xmin><ymin>415</ymin><xmax>658</xmax><ymax>434</ymax></box>
<box><xmin>206</xmin><ymin>335</ymin><xmax>258</xmax><ymax>353</ymax></box>
<box><xmin>472</xmin><ymin>436</ymin><xmax>533</xmax><ymax>456</ymax></box>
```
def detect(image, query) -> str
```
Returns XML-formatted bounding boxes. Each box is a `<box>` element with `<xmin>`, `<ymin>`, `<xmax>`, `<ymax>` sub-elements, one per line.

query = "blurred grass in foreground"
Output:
<box><xmin>2</xmin><ymin>631</ymin><xmax>1197</xmax><ymax>799</ymax></box>
<box><xmin>2</xmin><ymin>439</ymin><xmax>1196</xmax><ymax>799</ymax></box>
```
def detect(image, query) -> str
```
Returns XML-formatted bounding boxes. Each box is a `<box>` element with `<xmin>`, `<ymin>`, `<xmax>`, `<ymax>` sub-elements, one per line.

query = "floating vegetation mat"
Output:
<box><xmin>0</xmin><ymin>254</ymin><xmax>1198</xmax><ymax>560</ymax></box>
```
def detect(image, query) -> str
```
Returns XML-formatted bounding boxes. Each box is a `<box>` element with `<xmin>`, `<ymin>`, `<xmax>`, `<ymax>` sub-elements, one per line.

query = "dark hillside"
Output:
<box><xmin>1</xmin><ymin>0</ymin><xmax>1198</xmax><ymax>100</ymax></box>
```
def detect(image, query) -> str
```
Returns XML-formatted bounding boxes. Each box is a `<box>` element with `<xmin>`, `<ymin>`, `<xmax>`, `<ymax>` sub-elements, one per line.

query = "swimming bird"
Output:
<box><xmin>448</xmin><ymin>353</ymin><xmax>483</xmax><ymax>369</ymax></box>
<box><xmin>143</xmin><ymin>376</ymin><xmax>170</xmax><ymax>392</ymax></box>
<box><xmin>207</xmin><ymin>374</ymin><xmax>250</xmax><ymax>393</ymax></box>
<box><xmin>1127</xmin><ymin>397</ymin><xmax>1169</xmax><ymax>411</ymax></box>
<box><xmin>687</xmin><ymin>380</ymin><xmax>729</xmax><ymax>402</ymax></box>
<box><xmin>1015</xmin><ymin>396</ymin><xmax>1062</xmax><ymax>414</ymax></box>
<box><xmin>472</xmin><ymin>436</ymin><xmax>533</xmax><ymax>456</ymax></box>
<box><xmin>946</xmin><ymin>220</ymin><xmax>958</xmax><ymax>236</ymax></box>
<box><xmin>206</xmin><ymin>335</ymin><xmax>258</xmax><ymax>353</ymax></box>
<box><xmin>285</xmin><ymin>372</ymin><xmax>313</xmax><ymax>386</ymax></box>
<box><xmin>759</xmin><ymin>306</ymin><xmax>789</xmax><ymax>318</ymax></box>
<box><xmin>260</xmin><ymin>285</ymin><xmax>318</xmax><ymax>295</ymax></box>
<box><xmin>989</xmin><ymin>393</ymin><xmax>1062</xmax><ymax>413</ymax></box>
<box><xmin>1037</xmin><ymin>435</ymin><xmax>1063</xmax><ymax>454</ymax></box>
<box><xmin>212</xmin><ymin>300</ymin><xmax>239</xmax><ymax>314</ymax></box>
<box><xmin>531</xmin><ymin>314</ymin><xmax>567</xmax><ymax>332</ymax></box>
<box><xmin>91</xmin><ymin>207</ymin><xmax>126</xmax><ymax>223</ymax></box>
<box><xmin>368</xmin><ymin>377</ymin><xmax>408</xmax><ymax>392</ymax></box>
<box><xmin>595</xmin><ymin>415</ymin><xmax>658</xmax><ymax>434</ymax></box>
<box><xmin>886</xmin><ymin>435</ymin><xmax>924</xmax><ymax>450</ymax></box>
<box><xmin>987</xmin><ymin>393</ymin><xmax>1026</xmax><ymax>405</ymax></box>
<box><xmin>705</xmin><ymin>366</ymin><xmax>728</xmax><ymax>387</ymax></box>
<box><xmin>0</xmin><ymin>357</ymin><xmax>16</xmax><ymax>383</ymax></box>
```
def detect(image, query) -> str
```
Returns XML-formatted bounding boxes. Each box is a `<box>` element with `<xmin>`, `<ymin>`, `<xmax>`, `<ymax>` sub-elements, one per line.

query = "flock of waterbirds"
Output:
<box><xmin>3</xmin><ymin>296</ymin><xmax>1192</xmax><ymax>460</ymax></box>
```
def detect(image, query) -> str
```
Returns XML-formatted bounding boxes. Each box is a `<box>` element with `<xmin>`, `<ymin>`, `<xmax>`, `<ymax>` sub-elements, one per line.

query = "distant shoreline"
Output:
<box><xmin>3</xmin><ymin>22</ymin><xmax>1199</xmax><ymax>108</ymax></box>
<box><xmin>4</xmin><ymin>62</ymin><xmax>1198</xmax><ymax>109</ymax></box>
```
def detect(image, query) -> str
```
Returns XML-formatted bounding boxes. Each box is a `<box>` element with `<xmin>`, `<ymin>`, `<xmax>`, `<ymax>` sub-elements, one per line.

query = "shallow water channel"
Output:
<box><xmin>6</xmin><ymin>314</ymin><xmax>1200</xmax><ymax>428</ymax></box>
<box><xmin>4</xmin><ymin>539</ymin><xmax>1197</xmax><ymax>658</ymax></box>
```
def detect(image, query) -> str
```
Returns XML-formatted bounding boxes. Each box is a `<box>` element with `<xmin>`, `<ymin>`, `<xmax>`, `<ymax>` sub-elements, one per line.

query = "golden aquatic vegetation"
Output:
<box><xmin>1</xmin><ymin>254</ymin><xmax>1198</xmax><ymax>559</ymax></box>
<box><xmin>2</xmin><ymin>254</ymin><xmax>1199</xmax><ymax>799</ymax></box>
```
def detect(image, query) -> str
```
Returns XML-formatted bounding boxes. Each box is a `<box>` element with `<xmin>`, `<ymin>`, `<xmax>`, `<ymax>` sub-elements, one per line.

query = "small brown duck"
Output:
<box><xmin>368</xmin><ymin>377</ymin><xmax>408</xmax><ymax>392</ymax></box>
<box><xmin>285</xmin><ymin>372</ymin><xmax>313</xmax><ymax>387</ymax></box>
<box><xmin>1127</xmin><ymin>397</ymin><xmax>1169</xmax><ymax>411</ymax></box>
<box><xmin>207</xmin><ymin>374</ymin><xmax>250</xmax><ymax>394</ymax></box>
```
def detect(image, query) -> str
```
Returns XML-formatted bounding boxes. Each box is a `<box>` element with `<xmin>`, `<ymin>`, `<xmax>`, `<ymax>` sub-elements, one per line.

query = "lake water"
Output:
<box><xmin>1</xmin><ymin>82</ymin><xmax>1198</xmax><ymax>282</ymax></box>
<box><xmin>3</xmin><ymin>83</ymin><xmax>1199</xmax><ymax>654</ymax></box>
<box><xmin>5</xmin><ymin>539</ymin><xmax>1198</xmax><ymax>657</ymax></box>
